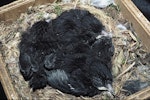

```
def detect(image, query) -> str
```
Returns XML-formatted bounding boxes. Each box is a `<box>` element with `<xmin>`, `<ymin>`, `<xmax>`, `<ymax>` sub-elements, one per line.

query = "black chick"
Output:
<box><xmin>19</xmin><ymin>20</ymin><xmax>56</xmax><ymax>90</ymax></box>
<box><xmin>19</xmin><ymin>9</ymin><xmax>114</xmax><ymax>96</ymax></box>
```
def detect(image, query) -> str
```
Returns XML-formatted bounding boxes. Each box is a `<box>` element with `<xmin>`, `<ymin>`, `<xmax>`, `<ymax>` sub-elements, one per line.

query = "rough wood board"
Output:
<box><xmin>0</xmin><ymin>54</ymin><xmax>19</xmax><ymax>99</ymax></box>
<box><xmin>115</xmin><ymin>0</ymin><xmax>150</xmax><ymax>52</ymax></box>
<box><xmin>0</xmin><ymin>0</ymin><xmax>54</xmax><ymax>22</ymax></box>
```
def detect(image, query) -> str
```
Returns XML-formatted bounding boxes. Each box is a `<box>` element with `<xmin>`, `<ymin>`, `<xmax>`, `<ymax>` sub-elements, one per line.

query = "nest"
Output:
<box><xmin>0</xmin><ymin>2</ymin><xmax>150</xmax><ymax>99</ymax></box>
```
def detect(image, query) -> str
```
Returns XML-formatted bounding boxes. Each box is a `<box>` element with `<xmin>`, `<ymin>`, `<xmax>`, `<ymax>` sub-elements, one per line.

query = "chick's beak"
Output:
<box><xmin>106</xmin><ymin>84</ymin><xmax>114</xmax><ymax>93</ymax></box>
<box><xmin>97</xmin><ymin>84</ymin><xmax>115</xmax><ymax>98</ymax></box>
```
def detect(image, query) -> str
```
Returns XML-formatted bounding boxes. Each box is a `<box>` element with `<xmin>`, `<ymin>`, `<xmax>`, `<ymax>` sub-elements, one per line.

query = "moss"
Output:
<box><xmin>54</xmin><ymin>5</ymin><xmax>62</xmax><ymax>15</ymax></box>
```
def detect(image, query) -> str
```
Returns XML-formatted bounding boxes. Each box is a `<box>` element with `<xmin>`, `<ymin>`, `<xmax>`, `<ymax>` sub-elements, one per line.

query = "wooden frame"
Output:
<box><xmin>0</xmin><ymin>0</ymin><xmax>54</xmax><ymax>22</ymax></box>
<box><xmin>115</xmin><ymin>0</ymin><xmax>150</xmax><ymax>52</ymax></box>
<box><xmin>0</xmin><ymin>0</ymin><xmax>150</xmax><ymax>99</ymax></box>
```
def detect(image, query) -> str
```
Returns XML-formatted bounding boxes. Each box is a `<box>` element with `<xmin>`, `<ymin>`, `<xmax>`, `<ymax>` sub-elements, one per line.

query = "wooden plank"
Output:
<box><xmin>115</xmin><ymin>0</ymin><xmax>150</xmax><ymax>52</ymax></box>
<box><xmin>0</xmin><ymin>0</ymin><xmax>34</xmax><ymax>22</ymax></box>
<box><xmin>0</xmin><ymin>0</ymin><xmax>54</xmax><ymax>22</ymax></box>
<box><xmin>0</xmin><ymin>53</ymin><xmax>19</xmax><ymax>99</ymax></box>
<box><xmin>126</xmin><ymin>86</ymin><xmax>150</xmax><ymax>100</ymax></box>
<box><xmin>34</xmin><ymin>0</ymin><xmax>55</xmax><ymax>5</ymax></box>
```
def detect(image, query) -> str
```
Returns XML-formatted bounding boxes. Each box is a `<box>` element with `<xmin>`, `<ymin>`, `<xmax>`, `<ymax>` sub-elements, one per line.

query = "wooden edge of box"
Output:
<box><xmin>115</xmin><ymin>0</ymin><xmax>150</xmax><ymax>52</ymax></box>
<box><xmin>0</xmin><ymin>0</ymin><xmax>25</xmax><ymax>10</ymax></box>
<box><xmin>0</xmin><ymin>0</ymin><xmax>54</xmax><ymax>22</ymax></box>
<box><xmin>0</xmin><ymin>54</ymin><xmax>19</xmax><ymax>99</ymax></box>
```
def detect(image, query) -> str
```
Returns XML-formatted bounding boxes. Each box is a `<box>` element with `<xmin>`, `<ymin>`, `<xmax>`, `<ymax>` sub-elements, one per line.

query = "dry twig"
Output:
<box><xmin>117</xmin><ymin>62</ymin><xmax>135</xmax><ymax>79</ymax></box>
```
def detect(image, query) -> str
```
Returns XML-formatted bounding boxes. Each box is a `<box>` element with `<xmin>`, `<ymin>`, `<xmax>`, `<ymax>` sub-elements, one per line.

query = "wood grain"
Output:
<box><xmin>0</xmin><ymin>0</ymin><xmax>54</xmax><ymax>22</ymax></box>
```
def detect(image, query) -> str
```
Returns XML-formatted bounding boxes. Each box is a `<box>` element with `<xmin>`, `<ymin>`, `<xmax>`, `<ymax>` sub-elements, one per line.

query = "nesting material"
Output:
<box><xmin>61</xmin><ymin>0</ymin><xmax>115</xmax><ymax>8</ymax></box>
<box><xmin>0</xmin><ymin>2</ymin><xmax>150</xmax><ymax>99</ymax></box>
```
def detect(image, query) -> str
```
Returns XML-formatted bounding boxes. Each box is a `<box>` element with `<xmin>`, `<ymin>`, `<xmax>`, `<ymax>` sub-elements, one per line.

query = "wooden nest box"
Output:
<box><xmin>0</xmin><ymin>0</ymin><xmax>150</xmax><ymax>99</ymax></box>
